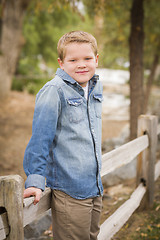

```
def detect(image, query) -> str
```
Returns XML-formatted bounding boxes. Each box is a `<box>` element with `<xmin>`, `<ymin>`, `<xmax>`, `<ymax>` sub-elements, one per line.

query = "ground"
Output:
<box><xmin>101</xmin><ymin>177</ymin><xmax>160</xmax><ymax>240</ymax></box>
<box><xmin>0</xmin><ymin>91</ymin><xmax>35</xmax><ymax>179</ymax></box>
<box><xmin>0</xmin><ymin>91</ymin><xmax>160</xmax><ymax>239</ymax></box>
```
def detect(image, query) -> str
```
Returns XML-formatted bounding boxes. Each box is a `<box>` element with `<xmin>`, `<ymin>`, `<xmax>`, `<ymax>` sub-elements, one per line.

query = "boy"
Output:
<box><xmin>23</xmin><ymin>31</ymin><xmax>103</xmax><ymax>240</ymax></box>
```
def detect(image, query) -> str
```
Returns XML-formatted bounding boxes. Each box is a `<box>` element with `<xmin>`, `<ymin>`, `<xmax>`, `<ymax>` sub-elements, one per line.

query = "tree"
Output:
<box><xmin>0</xmin><ymin>0</ymin><xmax>31</xmax><ymax>99</ymax></box>
<box><xmin>129</xmin><ymin>0</ymin><xmax>160</xmax><ymax>139</ymax></box>
<box><xmin>129</xmin><ymin>0</ymin><xmax>144</xmax><ymax>140</ymax></box>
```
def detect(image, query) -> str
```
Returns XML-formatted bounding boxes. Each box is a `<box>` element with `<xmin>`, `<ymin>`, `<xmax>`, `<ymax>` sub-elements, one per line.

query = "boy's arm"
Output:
<box><xmin>23</xmin><ymin>85</ymin><xmax>61</xmax><ymax>193</ymax></box>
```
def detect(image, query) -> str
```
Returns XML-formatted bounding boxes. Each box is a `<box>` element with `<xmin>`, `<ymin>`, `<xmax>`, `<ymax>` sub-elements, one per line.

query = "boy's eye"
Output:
<box><xmin>69</xmin><ymin>59</ymin><xmax>76</xmax><ymax>62</ymax></box>
<box><xmin>85</xmin><ymin>57</ymin><xmax>92</xmax><ymax>60</ymax></box>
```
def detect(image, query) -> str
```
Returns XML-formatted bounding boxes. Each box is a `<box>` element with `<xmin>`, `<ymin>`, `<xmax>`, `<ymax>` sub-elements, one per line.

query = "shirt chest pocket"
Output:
<box><xmin>67</xmin><ymin>98</ymin><xmax>84</xmax><ymax>123</ymax></box>
<box><xmin>93</xmin><ymin>94</ymin><xmax>103</xmax><ymax>118</ymax></box>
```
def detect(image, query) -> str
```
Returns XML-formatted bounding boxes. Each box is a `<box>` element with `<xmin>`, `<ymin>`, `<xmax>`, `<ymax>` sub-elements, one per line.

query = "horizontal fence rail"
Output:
<box><xmin>0</xmin><ymin>116</ymin><xmax>160</xmax><ymax>240</ymax></box>
<box><xmin>101</xmin><ymin>135</ymin><xmax>149</xmax><ymax>177</ymax></box>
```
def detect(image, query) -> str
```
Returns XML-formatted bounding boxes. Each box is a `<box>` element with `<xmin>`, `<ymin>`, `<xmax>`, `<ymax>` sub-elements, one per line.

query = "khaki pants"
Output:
<box><xmin>51</xmin><ymin>190</ymin><xmax>102</xmax><ymax>240</ymax></box>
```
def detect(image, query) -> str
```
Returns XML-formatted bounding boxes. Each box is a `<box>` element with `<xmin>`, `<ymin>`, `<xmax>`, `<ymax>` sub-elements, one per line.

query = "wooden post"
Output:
<box><xmin>137</xmin><ymin>115</ymin><xmax>158</xmax><ymax>208</ymax></box>
<box><xmin>0</xmin><ymin>175</ymin><xmax>24</xmax><ymax>240</ymax></box>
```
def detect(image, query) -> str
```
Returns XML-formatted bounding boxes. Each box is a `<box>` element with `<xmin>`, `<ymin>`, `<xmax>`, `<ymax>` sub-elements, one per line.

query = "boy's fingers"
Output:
<box><xmin>23</xmin><ymin>188</ymin><xmax>34</xmax><ymax>198</ymax></box>
<box><xmin>33</xmin><ymin>190</ymin><xmax>42</xmax><ymax>205</ymax></box>
<box><xmin>23</xmin><ymin>187</ymin><xmax>42</xmax><ymax>205</ymax></box>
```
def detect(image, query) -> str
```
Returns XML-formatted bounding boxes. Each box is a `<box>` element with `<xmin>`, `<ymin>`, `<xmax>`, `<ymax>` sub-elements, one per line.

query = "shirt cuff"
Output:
<box><xmin>25</xmin><ymin>174</ymin><xmax>45</xmax><ymax>191</ymax></box>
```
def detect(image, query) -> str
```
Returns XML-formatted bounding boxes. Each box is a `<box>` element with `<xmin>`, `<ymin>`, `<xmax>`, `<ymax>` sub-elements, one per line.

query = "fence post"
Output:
<box><xmin>0</xmin><ymin>175</ymin><xmax>24</xmax><ymax>239</ymax></box>
<box><xmin>137</xmin><ymin>115</ymin><xmax>158</xmax><ymax>208</ymax></box>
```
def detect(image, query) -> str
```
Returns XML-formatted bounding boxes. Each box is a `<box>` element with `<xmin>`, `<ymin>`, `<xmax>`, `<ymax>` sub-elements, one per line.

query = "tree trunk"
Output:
<box><xmin>143</xmin><ymin>54</ymin><xmax>159</xmax><ymax>113</ymax></box>
<box><xmin>0</xmin><ymin>0</ymin><xmax>30</xmax><ymax>99</ymax></box>
<box><xmin>129</xmin><ymin>0</ymin><xmax>144</xmax><ymax>140</ymax></box>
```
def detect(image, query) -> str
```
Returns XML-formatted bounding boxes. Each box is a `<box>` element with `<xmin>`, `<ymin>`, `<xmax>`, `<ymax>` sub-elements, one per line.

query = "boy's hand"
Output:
<box><xmin>24</xmin><ymin>187</ymin><xmax>42</xmax><ymax>205</ymax></box>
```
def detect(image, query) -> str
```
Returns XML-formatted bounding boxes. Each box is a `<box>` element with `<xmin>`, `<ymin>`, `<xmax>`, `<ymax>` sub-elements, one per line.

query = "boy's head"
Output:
<box><xmin>57</xmin><ymin>31</ymin><xmax>98</xmax><ymax>62</ymax></box>
<box><xmin>57</xmin><ymin>31</ymin><xmax>99</xmax><ymax>87</ymax></box>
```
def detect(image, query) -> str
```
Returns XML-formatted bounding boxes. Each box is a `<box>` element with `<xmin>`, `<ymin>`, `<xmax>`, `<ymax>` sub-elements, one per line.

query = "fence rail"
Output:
<box><xmin>0</xmin><ymin>115</ymin><xmax>160</xmax><ymax>240</ymax></box>
<box><xmin>101</xmin><ymin>134</ymin><xmax>149</xmax><ymax>177</ymax></box>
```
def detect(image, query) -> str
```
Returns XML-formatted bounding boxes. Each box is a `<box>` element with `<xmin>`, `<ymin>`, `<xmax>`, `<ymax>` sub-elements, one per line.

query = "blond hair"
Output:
<box><xmin>57</xmin><ymin>31</ymin><xmax>98</xmax><ymax>61</ymax></box>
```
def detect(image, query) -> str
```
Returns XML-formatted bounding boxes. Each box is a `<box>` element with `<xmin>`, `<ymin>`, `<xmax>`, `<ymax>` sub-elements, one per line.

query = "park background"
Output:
<box><xmin>0</xmin><ymin>0</ymin><xmax>160</xmax><ymax>239</ymax></box>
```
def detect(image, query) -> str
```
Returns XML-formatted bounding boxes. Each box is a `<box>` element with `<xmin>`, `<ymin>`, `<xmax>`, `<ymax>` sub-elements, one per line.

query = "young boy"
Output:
<box><xmin>23</xmin><ymin>31</ymin><xmax>103</xmax><ymax>240</ymax></box>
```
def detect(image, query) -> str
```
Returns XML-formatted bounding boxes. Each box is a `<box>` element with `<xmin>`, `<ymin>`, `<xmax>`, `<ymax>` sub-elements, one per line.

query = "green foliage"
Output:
<box><xmin>18</xmin><ymin>1</ymin><xmax>94</xmax><ymax>76</ymax></box>
<box><xmin>144</xmin><ymin>0</ymin><xmax>160</xmax><ymax>68</ymax></box>
<box><xmin>83</xmin><ymin>0</ymin><xmax>160</xmax><ymax>70</ymax></box>
<box><xmin>17</xmin><ymin>0</ymin><xmax>160</xmax><ymax>76</ymax></box>
<box><xmin>82</xmin><ymin>0</ymin><xmax>103</xmax><ymax>17</ymax></box>
<box><xmin>101</xmin><ymin>0</ymin><xmax>132</xmax><ymax>68</ymax></box>
<box><xmin>82</xmin><ymin>0</ymin><xmax>132</xmax><ymax>68</ymax></box>
<box><xmin>12</xmin><ymin>76</ymin><xmax>49</xmax><ymax>95</ymax></box>
<box><xmin>17</xmin><ymin>57</ymin><xmax>41</xmax><ymax>76</ymax></box>
<box><xmin>12</xmin><ymin>78</ymin><xmax>25</xmax><ymax>92</ymax></box>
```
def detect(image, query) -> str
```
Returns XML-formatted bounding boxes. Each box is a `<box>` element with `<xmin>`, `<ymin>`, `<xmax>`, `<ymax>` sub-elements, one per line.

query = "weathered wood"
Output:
<box><xmin>23</xmin><ymin>187</ymin><xmax>51</xmax><ymax>227</ymax></box>
<box><xmin>101</xmin><ymin>135</ymin><xmax>149</xmax><ymax>177</ymax></box>
<box><xmin>0</xmin><ymin>212</ymin><xmax>9</xmax><ymax>240</ymax></box>
<box><xmin>155</xmin><ymin>160</ymin><xmax>160</xmax><ymax>181</ymax></box>
<box><xmin>98</xmin><ymin>183</ymin><xmax>146</xmax><ymax>240</ymax></box>
<box><xmin>0</xmin><ymin>175</ymin><xmax>24</xmax><ymax>240</ymax></box>
<box><xmin>137</xmin><ymin>115</ymin><xmax>158</xmax><ymax>208</ymax></box>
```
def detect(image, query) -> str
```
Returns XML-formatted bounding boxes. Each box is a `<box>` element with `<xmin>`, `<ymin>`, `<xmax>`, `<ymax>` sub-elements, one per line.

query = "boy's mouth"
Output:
<box><xmin>76</xmin><ymin>70</ymin><xmax>89</xmax><ymax>74</ymax></box>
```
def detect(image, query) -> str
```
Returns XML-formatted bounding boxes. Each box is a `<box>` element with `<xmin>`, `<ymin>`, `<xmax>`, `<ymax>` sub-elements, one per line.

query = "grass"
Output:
<box><xmin>130</xmin><ymin>203</ymin><xmax>160</xmax><ymax>240</ymax></box>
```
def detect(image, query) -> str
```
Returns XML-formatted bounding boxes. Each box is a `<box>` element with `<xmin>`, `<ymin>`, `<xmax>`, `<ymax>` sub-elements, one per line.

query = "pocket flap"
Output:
<box><xmin>67</xmin><ymin>98</ymin><xmax>83</xmax><ymax>106</ymax></box>
<box><xmin>93</xmin><ymin>94</ymin><xmax>103</xmax><ymax>102</ymax></box>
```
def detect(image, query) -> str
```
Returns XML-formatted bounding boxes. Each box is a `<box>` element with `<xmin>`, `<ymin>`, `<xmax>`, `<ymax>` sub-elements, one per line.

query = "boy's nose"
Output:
<box><xmin>77</xmin><ymin>62</ymin><xmax>86</xmax><ymax>68</ymax></box>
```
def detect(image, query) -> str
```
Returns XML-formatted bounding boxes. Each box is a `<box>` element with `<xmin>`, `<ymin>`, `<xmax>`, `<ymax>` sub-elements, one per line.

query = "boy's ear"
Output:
<box><xmin>58</xmin><ymin>58</ymin><xmax>64</xmax><ymax>69</ymax></box>
<box><xmin>96</xmin><ymin>54</ymin><xmax>99</xmax><ymax>67</ymax></box>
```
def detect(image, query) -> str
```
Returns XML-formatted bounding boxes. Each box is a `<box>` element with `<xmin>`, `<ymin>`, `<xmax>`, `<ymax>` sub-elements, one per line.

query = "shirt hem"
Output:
<box><xmin>47</xmin><ymin>185</ymin><xmax>103</xmax><ymax>199</ymax></box>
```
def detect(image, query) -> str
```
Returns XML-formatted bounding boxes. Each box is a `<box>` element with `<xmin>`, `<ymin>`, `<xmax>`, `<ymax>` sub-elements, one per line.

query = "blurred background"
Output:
<box><xmin>0</xmin><ymin>1</ymin><xmax>160</xmax><ymax>239</ymax></box>
<box><xmin>0</xmin><ymin>0</ymin><xmax>160</xmax><ymax>178</ymax></box>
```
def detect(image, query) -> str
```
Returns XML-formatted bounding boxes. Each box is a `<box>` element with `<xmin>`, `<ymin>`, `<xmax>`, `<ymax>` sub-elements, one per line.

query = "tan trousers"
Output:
<box><xmin>51</xmin><ymin>190</ymin><xmax>102</xmax><ymax>240</ymax></box>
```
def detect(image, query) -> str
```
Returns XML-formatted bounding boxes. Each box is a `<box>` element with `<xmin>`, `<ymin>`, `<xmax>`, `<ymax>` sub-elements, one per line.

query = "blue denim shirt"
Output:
<box><xmin>23</xmin><ymin>68</ymin><xmax>103</xmax><ymax>199</ymax></box>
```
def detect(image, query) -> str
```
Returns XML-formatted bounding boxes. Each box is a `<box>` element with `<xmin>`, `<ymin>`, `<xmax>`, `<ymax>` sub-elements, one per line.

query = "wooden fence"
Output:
<box><xmin>0</xmin><ymin>115</ymin><xmax>160</xmax><ymax>240</ymax></box>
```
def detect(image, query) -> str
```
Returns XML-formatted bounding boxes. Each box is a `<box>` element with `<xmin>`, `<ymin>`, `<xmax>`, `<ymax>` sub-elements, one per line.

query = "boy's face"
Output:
<box><xmin>58</xmin><ymin>43</ymin><xmax>99</xmax><ymax>87</ymax></box>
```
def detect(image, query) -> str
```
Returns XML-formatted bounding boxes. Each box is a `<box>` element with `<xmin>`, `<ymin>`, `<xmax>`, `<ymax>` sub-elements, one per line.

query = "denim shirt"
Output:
<box><xmin>23</xmin><ymin>68</ymin><xmax>103</xmax><ymax>199</ymax></box>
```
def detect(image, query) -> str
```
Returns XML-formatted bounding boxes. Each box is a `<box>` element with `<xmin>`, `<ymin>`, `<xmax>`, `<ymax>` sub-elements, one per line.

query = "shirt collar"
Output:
<box><xmin>56</xmin><ymin>68</ymin><xmax>76</xmax><ymax>84</ymax></box>
<box><xmin>56</xmin><ymin>68</ymin><xmax>99</xmax><ymax>85</ymax></box>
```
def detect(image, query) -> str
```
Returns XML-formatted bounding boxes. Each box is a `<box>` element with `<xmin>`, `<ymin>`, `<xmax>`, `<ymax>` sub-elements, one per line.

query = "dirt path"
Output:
<box><xmin>0</xmin><ymin>91</ymin><xmax>35</xmax><ymax>179</ymax></box>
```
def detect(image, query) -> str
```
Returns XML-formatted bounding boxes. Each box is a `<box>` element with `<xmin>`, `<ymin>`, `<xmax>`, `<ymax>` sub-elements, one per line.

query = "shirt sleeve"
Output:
<box><xmin>23</xmin><ymin>84</ymin><xmax>61</xmax><ymax>190</ymax></box>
